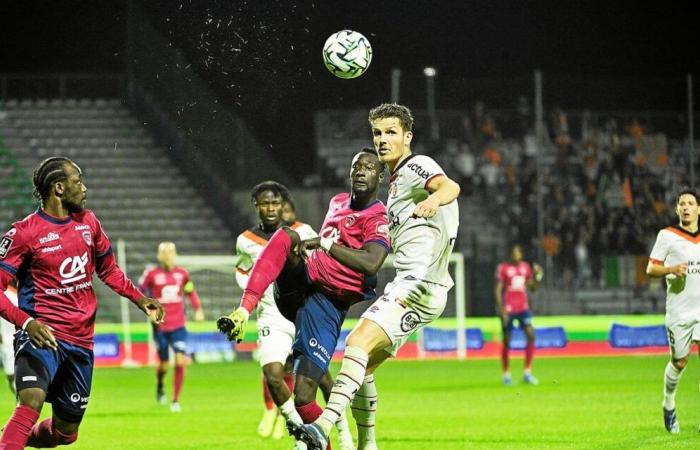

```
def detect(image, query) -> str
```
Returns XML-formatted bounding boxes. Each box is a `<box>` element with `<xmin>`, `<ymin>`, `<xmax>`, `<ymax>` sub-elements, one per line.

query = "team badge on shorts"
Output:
<box><xmin>400</xmin><ymin>311</ymin><xmax>420</xmax><ymax>332</ymax></box>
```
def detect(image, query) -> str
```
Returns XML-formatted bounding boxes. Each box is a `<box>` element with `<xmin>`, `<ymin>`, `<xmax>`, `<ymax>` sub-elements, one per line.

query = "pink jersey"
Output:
<box><xmin>139</xmin><ymin>266</ymin><xmax>201</xmax><ymax>332</ymax></box>
<box><xmin>0</xmin><ymin>209</ymin><xmax>143</xmax><ymax>349</ymax></box>
<box><xmin>497</xmin><ymin>261</ymin><xmax>533</xmax><ymax>314</ymax></box>
<box><xmin>306</xmin><ymin>193</ymin><xmax>390</xmax><ymax>303</ymax></box>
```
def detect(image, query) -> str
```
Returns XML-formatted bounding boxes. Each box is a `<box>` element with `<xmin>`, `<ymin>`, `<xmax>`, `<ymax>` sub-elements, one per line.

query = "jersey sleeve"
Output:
<box><xmin>90</xmin><ymin>213</ymin><xmax>113</xmax><ymax>259</ymax></box>
<box><xmin>525</xmin><ymin>263</ymin><xmax>533</xmax><ymax>281</ymax></box>
<box><xmin>649</xmin><ymin>230</ymin><xmax>670</xmax><ymax>264</ymax></box>
<box><xmin>182</xmin><ymin>269</ymin><xmax>202</xmax><ymax>309</ymax></box>
<box><xmin>294</xmin><ymin>223</ymin><xmax>318</xmax><ymax>240</ymax></box>
<box><xmin>411</xmin><ymin>155</ymin><xmax>447</xmax><ymax>189</ymax></box>
<box><xmin>496</xmin><ymin>263</ymin><xmax>506</xmax><ymax>282</ymax></box>
<box><xmin>0</xmin><ymin>225</ymin><xmax>29</xmax><ymax>279</ymax></box>
<box><xmin>362</xmin><ymin>213</ymin><xmax>390</xmax><ymax>251</ymax></box>
<box><xmin>234</xmin><ymin>236</ymin><xmax>251</xmax><ymax>289</ymax></box>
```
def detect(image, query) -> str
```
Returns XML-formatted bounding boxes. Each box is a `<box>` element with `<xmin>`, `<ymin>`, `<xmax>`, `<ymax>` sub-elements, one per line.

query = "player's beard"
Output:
<box><xmin>63</xmin><ymin>198</ymin><xmax>84</xmax><ymax>213</ymax></box>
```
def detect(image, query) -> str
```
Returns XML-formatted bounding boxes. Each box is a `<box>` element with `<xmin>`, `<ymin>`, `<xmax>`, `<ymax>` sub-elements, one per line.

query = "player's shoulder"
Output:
<box><xmin>330</xmin><ymin>192</ymin><xmax>351</xmax><ymax>206</ymax></box>
<box><xmin>4</xmin><ymin>210</ymin><xmax>43</xmax><ymax>241</ymax></box>
<box><xmin>237</xmin><ymin>226</ymin><xmax>268</xmax><ymax>247</ymax></box>
<box><xmin>658</xmin><ymin>225</ymin><xmax>698</xmax><ymax>242</ymax></box>
<box><xmin>174</xmin><ymin>266</ymin><xmax>190</xmax><ymax>276</ymax></box>
<box><xmin>362</xmin><ymin>199</ymin><xmax>388</xmax><ymax>217</ymax></box>
<box><xmin>399</xmin><ymin>154</ymin><xmax>444</xmax><ymax>174</ymax></box>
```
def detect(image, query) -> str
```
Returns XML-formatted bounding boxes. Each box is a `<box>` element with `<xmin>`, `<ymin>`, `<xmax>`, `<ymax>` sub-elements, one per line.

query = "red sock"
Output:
<box><xmin>296</xmin><ymin>401</ymin><xmax>331</xmax><ymax>450</ymax></box>
<box><xmin>283</xmin><ymin>373</ymin><xmax>294</xmax><ymax>394</ymax></box>
<box><xmin>0</xmin><ymin>405</ymin><xmax>40</xmax><ymax>449</ymax></box>
<box><xmin>525</xmin><ymin>342</ymin><xmax>535</xmax><ymax>370</ymax></box>
<box><xmin>240</xmin><ymin>230</ymin><xmax>291</xmax><ymax>312</ymax></box>
<box><xmin>501</xmin><ymin>344</ymin><xmax>510</xmax><ymax>373</ymax></box>
<box><xmin>173</xmin><ymin>365</ymin><xmax>185</xmax><ymax>402</ymax></box>
<box><xmin>262</xmin><ymin>376</ymin><xmax>274</xmax><ymax>410</ymax></box>
<box><xmin>27</xmin><ymin>418</ymin><xmax>77</xmax><ymax>447</ymax></box>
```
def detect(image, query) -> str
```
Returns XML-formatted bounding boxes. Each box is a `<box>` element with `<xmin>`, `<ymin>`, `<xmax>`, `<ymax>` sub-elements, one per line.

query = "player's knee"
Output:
<box><xmin>54</xmin><ymin>430</ymin><xmax>78</xmax><ymax>445</ymax></box>
<box><xmin>673</xmin><ymin>357</ymin><xmax>688</xmax><ymax>370</ymax></box>
<box><xmin>263</xmin><ymin>365</ymin><xmax>286</xmax><ymax>392</ymax></box>
<box><xmin>18</xmin><ymin>388</ymin><xmax>46</xmax><ymax>412</ymax></box>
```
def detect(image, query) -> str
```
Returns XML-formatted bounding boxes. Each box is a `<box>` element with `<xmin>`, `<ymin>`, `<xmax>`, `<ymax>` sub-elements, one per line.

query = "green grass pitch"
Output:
<box><xmin>1</xmin><ymin>355</ymin><xmax>697</xmax><ymax>449</ymax></box>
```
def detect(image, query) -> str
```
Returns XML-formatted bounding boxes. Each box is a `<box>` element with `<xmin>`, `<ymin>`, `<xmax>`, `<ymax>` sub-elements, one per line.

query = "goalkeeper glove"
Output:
<box><xmin>216</xmin><ymin>307</ymin><xmax>250</xmax><ymax>343</ymax></box>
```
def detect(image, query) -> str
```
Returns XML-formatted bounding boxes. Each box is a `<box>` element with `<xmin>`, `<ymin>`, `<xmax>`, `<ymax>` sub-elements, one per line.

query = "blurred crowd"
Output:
<box><xmin>432</xmin><ymin>99</ymin><xmax>691</xmax><ymax>287</ymax></box>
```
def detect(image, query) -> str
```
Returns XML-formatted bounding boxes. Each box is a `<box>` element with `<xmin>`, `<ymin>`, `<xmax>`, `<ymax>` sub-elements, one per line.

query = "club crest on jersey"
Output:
<box><xmin>388</xmin><ymin>181</ymin><xmax>398</xmax><ymax>198</ymax></box>
<box><xmin>345</xmin><ymin>214</ymin><xmax>357</xmax><ymax>228</ymax></box>
<box><xmin>400</xmin><ymin>311</ymin><xmax>420</xmax><ymax>332</ymax></box>
<box><xmin>82</xmin><ymin>231</ymin><xmax>92</xmax><ymax>246</ymax></box>
<box><xmin>0</xmin><ymin>236</ymin><xmax>12</xmax><ymax>259</ymax></box>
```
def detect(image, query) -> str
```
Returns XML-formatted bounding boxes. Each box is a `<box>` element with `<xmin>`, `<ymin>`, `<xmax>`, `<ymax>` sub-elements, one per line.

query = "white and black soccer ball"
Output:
<box><xmin>322</xmin><ymin>30</ymin><xmax>372</xmax><ymax>79</ymax></box>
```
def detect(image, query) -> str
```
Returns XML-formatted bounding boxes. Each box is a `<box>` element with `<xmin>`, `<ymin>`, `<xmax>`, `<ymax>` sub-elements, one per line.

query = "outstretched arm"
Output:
<box><xmin>647</xmin><ymin>261</ymin><xmax>687</xmax><ymax>278</ymax></box>
<box><xmin>413</xmin><ymin>175</ymin><xmax>461</xmax><ymax>218</ymax></box>
<box><xmin>300</xmin><ymin>239</ymin><xmax>388</xmax><ymax>276</ymax></box>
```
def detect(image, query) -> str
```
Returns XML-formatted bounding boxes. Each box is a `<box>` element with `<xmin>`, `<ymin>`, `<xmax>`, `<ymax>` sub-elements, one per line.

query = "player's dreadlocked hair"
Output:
<box><xmin>368</xmin><ymin>103</ymin><xmax>414</xmax><ymax>132</ymax></box>
<box><xmin>250</xmin><ymin>180</ymin><xmax>291</xmax><ymax>205</ymax></box>
<box><xmin>32</xmin><ymin>156</ymin><xmax>72</xmax><ymax>202</ymax></box>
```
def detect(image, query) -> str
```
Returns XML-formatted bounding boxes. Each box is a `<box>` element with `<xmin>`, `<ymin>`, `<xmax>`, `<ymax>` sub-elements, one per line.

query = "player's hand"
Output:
<box><xmin>26</xmin><ymin>319</ymin><xmax>58</xmax><ymax>351</ymax></box>
<box><xmin>194</xmin><ymin>308</ymin><xmax>205</xmax><ymax>322</ymax></box>
<box><xmin>299</xmin><ymin>237</ymin><xmax>322</xmax><ymax>256</ymax></box>
<box><xmin>669</xmin><ymin>263</ymin><xmax>688</xmax><ymax>277</ymax></box>
<box><xmin>412</xmin><ymin>196</ymin><xmax>440</xmax><ymax>219</ymax></box>
<box><xmin>217</xmin><ymin>307</ymin><xmax>249</xmax><ymax>343</ymax></box>
<box><xmin>136</xmin><ymin>297</ymin><xmax>165</xmax><ymax>324</ymax></box>
<box><xmin>533</xmin><ymin>264</ymin><xmax>544</xmax><ymax>282</ymax></box>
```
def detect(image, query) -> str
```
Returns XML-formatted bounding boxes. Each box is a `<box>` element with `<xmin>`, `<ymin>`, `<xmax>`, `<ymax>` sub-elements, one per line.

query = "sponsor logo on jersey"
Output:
<box><xmin>46</xmin><ymin>280</ymin><xmax>92</xmax><ymax>296</ymax></box>
<box><xmin>41</xmin><ymin>244</ymin><xmax>63</xmax><ymax>253</ymax></box>
<box><xmin>74</xmin><ymin>225</ymin><xmax>90</xmax><ymax>231</ymax></box>
<box><xmin>39</xmin><ymin>232</ymin><xmax>59</xmax><ymax>244</ymax></box>
<box><xmin>0</xmin><ymin>236</ymin><xmax>12</xmax><ymax>258</ymax></box>
<box><xmin>400</xmin><ymin>311</ymin><xmax>421</xmax><ymax>332</ymax></box>
<box><xmin>59</xmin><ymin>252</ymin><xmax>89</xmax><ymax>284</ymax></box>
<box><xmin>407</xmin><ymin>162</ymin><xmax>431</xmax><ymax>180</ymax></box>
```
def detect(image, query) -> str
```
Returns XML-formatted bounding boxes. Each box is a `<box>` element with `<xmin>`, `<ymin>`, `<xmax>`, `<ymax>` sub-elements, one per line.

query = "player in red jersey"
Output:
<box><xmin>495</xmin><ymin>244</ymin><xmax>543</xmax><ymax>385</ymax></box>
<box><xmin>140</xmin><ymin>241</ymin><xmax>204</xmax><ymax>412</ymax></box>
<box><xmin>0</xmin><ymin>157</ymin><xmax>163</xmax><ymax>450</ymax></box>
<box><xmin>219</xmin><ymin>149</ymin><xmax>389</xmax><ymax>448</ymax></box>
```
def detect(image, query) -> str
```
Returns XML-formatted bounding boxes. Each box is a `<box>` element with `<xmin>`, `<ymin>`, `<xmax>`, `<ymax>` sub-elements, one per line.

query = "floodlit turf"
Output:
<box><xmin>1</xmin><ymin>355</ymin><xmax>698</xmax><ymax>449</ymax></box>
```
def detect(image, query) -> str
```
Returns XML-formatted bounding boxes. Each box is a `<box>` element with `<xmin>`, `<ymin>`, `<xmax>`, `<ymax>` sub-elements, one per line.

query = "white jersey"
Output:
<box><xmin>649</xmin><ymin>225</ymin><xmax>700</xmax><ymax>325</ymax></box>
<box><xmin>387</xmin><ymin>154</ymin><xmax>459</xmax><ymax>289</ymax></box>
<box><xmin>234</xmin><ymin>221</ymin><xmax>317</xmax><ymax>324</ymax></box>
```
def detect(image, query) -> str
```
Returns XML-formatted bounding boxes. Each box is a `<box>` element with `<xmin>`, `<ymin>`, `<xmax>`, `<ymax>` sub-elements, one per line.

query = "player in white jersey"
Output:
<box><xmin>235</xmin><ymin>181</ymin><xmax>352</xmax><ymax>449</ymax></box>
<box><xmin>647</xmin><ymin>189</ymin><xmax>700</xmax><ymax>435</ymax></box>
<box><xmin>293</xmin><ymin>103</ymin><xmax>460</xmax><ymax>450</ymax></box>
<box><xmin>0</xmin><ymin>279</ymin><xmax>17</xmax><ymax>395</ymax></box>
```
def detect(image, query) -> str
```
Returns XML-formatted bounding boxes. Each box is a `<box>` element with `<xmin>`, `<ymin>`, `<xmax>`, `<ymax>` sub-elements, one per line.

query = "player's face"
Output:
<box><xmin>511</xmin><ymin>245</ymin><xmax>523</xmax><ymax>263</ymax></box>
<box><xmin>350</xmin><ymin>152</ymin><xmax>383</xmax><ymax>196</ymax></box>
<box><xmin>157</xmin><ymin>242</ymin><xmax>177</xmax><ymax>268</ymax></box>
<box><xmin>281</xmin><ymin>202</ymin><xmax>296</xmax><ymax>223</ymax></box>
<box><xmin>255</xmin><ymin>191</ymin><xmax>283</xmax><ymax>228</ymax></box>
<box><xmin>59</xmin><ymin>162</ymin><xmax>87</xmax><ymax>213</ymax></box>
<box><xmin>676</xmin><ymin>194</ymin><xmax>699</xmax><ymax>226</ymax></box>
<box><xmin>371</xmin><ymin>117</ymin><xmax>412</xmax><ymax>167</ymax></box>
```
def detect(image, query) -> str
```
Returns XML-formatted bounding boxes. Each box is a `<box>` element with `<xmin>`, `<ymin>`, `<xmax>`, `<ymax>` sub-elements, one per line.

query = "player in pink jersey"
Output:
<box><xmin>495</xmin><ymin>244</ymin><xmax>543</xmax><ymax>385</ymax></box>
<box><xmin>0</xmin><ymin>157</ymin><xmax>163</xmax><ymax>450</ymax></box>
<box><xmin>219</xmin><ymin>149</ymin><xmax>389</xmax><ymax>447</ymax></box>
<box><xmin>140</xmin><ymin>241</ymin><xmax>204</xmax><ymax>412</ymax></box>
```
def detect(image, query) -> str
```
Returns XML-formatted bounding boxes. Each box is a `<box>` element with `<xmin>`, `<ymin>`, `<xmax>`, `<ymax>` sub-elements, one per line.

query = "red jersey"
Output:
<box><xmin>306</xmin><ymin>193</ymin><xmax>390</xmax><ymax>303</ymax></box>
<box><xmin>497</xmin><ymin>261</ymin><xmax>533</xmax><ymax>314</ymax></box>
<box><xmin>0</xmin><ymin>209</ymin><xmax>143</xmax><ymax>349</ymax></box>
<box><xmin>139</xmin><ymin>266</ymin><xmax>201</xmax><ymax>332</ymax></box>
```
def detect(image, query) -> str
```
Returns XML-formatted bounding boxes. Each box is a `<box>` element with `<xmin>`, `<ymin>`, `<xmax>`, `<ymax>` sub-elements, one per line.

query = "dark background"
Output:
<box><xmin>1</xmin><ymin>0</ymin><xmax>698</xmax><ymax>181</ymax></box>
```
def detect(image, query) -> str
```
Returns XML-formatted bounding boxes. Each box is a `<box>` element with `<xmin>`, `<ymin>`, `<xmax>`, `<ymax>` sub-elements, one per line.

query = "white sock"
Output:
<box><xmin>318</xmin><ymin>346</ymin><xmax>369</xmax><ymax>434</ymax></box>
<box><xmin>663</xmin><ymin>362</ymin><xmax>684</xmax><ymax>410</ymax></box>
<box><xmin>280</xmin><ymin>397</ymin><xmax>303</xmax><ymax>425</ymax></box>
<box><xmin>352</xmin><ymin>374</ymin><xmax>377</xmax><ymax>448</ymax></box>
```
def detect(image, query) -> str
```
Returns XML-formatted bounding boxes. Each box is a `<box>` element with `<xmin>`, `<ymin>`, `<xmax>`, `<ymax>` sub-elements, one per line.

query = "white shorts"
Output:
<box><xmin>361</xmin><ymin>277</ymin><xmax>448</xmax><ymax>356</ymax></box>
<box><xmin>256</xmin><ymin>318</ymin><xmax>295</xmax><ymax>367</ymax></box>
<box><xmin>667</xmin><ymin>320</ymin><xmax>700</xmax><ymax>359</ymax></box>
<box><xmin>0</xmin><ymin>320</ymin><xmax>15</xmax><ymax>376</ymax></box>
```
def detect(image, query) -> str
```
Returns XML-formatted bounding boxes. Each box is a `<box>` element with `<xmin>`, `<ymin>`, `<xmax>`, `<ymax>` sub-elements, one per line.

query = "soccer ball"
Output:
<box><xmin>322</xmin><ymin>30</ymin><xmax>372</xmax><ymax>79</ymax></box>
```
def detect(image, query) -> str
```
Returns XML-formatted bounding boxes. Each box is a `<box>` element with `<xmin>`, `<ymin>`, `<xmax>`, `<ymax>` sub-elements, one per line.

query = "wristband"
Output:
<box><xmin>320</xmin><ymin>237</ymin><xmax>334</xmax><ymax>252</ymax></box>
<box><xmin>21</xmin><ymin>318</ymin><xmax>34</xmax><ymax>331</ymax></box>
